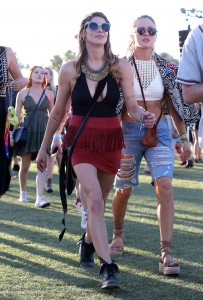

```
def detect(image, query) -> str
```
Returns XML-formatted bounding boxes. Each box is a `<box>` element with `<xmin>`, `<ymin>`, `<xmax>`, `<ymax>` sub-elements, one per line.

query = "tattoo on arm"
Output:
<box><xmin>52</xmin><ymin>117</ymin><xmax>58</xmax><ymax>121</ymax></box>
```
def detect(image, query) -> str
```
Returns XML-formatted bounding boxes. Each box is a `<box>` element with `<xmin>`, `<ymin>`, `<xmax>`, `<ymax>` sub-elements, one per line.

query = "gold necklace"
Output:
<box><xmin>81</xmin><ymin>61</ymin><xmax>110</xmax><ymax>81</ymax></box>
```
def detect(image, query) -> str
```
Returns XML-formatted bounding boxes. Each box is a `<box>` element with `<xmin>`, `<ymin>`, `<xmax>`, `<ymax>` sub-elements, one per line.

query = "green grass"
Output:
<box><xmin>0</xmin><ymin>160</ymin><xmax>203</xmax><ymax>300</ymax></box>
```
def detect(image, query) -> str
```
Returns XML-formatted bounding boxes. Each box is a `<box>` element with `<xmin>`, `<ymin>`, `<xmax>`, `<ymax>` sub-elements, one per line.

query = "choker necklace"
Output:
<box><xmin>81</xmin><ymin>61</ymin><xmax>110</xmax><ymax>81</ymax></box>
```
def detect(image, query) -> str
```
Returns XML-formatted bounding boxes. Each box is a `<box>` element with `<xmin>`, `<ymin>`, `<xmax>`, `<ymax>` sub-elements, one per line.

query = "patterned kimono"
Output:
<box><xmin>0</xmin><ymin>46</ymin><xmax>11</xmax><ymax>196</ymax></box>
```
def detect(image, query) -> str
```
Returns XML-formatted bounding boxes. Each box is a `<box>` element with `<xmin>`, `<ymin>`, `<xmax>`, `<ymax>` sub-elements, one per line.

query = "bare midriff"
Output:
<box><xmin>122</xmin><ymin>99</ymin><xmax>164</xmax><ymax>122</ymax></box>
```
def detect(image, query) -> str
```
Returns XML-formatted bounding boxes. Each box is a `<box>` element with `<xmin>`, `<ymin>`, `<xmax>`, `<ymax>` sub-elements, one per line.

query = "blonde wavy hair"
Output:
<box><xmin>44</xmin><ymin>67</ymin><xmax>56</xmax><ymax>94</ymax></box>
<box><xmin>127</xmin><ymin>15</ymin><xmax>156</xmax><ymax>54</ymax></box>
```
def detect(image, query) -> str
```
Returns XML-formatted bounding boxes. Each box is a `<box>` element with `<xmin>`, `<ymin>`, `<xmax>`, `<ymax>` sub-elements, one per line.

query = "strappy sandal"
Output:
<box><xmin>159</xmin><ymin>241</ymin><xmax>180</xmax><ymax>276</ymax></box>
<box><xmin>109</xmin><ymin>229</ymin><xmax>124</xmax><ymax>256</ymax></box>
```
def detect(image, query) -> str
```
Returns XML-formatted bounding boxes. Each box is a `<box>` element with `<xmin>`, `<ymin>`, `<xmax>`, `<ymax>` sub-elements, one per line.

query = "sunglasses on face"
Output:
<box><xmin>135</xmin><ymin>26</ymin><xmax>157</xmax><ymax>36</ymax></box>
<box><xmin>85</xmin><ymin>21</ymin><xmax>111</xmax><ymax>32</ymax></box>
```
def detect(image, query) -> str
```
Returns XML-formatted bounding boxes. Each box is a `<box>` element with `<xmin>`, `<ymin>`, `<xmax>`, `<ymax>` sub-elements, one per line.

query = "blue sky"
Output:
<box><xmin>1</xmin><ymin>0</ymin><xmax>202</xmax><ymax>69</ymax></box>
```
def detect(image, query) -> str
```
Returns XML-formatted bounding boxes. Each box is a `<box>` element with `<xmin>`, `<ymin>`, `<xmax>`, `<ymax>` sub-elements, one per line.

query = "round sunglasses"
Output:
<box><xmin>85</xmin><ymin>21</ymin><xmax>111</xmax><ymax>32</ymax></box>
<box><xmin>136</xmin><ymin>26</ymin><xmax>157</xmax><ymax>36</ymax></box>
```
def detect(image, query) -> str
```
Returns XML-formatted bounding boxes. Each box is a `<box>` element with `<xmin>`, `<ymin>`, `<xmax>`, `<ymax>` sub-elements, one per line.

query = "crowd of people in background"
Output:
<box><xmin>0</xmin><ymin>11</ymin><xmax>202</xmax><ymax>290</ymax></box>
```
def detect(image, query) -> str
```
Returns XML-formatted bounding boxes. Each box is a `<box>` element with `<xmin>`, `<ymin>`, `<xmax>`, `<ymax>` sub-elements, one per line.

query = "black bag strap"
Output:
<box><xmin>59</xmin><ymin>74</ymin><xmax>109</xmax><ymax>241</ymax></box>
<box><xmin>69</xmin><ymin>75</ymin><xmax>109</xmax><ymax>151</ymax></box>
<box><xmin>132</xmin><ymin>55</ymin><xmax>167</xmax><ymax>147</ymax></box>
<box><xmin>24</xmin><ymin>89</ymin><xmax>46</xmax><ymax>128</ymax></box>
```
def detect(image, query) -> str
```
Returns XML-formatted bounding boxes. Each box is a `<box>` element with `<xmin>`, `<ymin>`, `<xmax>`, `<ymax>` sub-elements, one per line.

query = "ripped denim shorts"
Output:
<box><xmin>114</xmin><ymin>118</ymin><xmax>174</xmax><ymax>190</ymax></box>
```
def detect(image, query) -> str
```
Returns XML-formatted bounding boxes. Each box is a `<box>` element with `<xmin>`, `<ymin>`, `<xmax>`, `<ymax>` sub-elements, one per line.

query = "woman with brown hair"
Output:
<box><xmin>14</xmin><ymin>66</ymin><xmax>54</xmax><ymax>208</ymax></box>
<box><xmin>36</xmin><ymin>12</ymin><xmax>155</xmax><ymax>289</ymax></box>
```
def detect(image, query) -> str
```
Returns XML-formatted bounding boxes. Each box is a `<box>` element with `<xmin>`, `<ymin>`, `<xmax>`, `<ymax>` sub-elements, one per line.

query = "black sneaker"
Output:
<box><xmin>100</xmin><ymin>261</ymin><xmax>120</xmax><ymax>289</ymax></box>
<box><xmin>77</xmin><ymin>233</ymin><xmax>95</xmax><ymax>267</ymax></box>
<box><xmin>185</xmin><ymin>159</ymin><xmax>194</xmax><ymax>168</ymax></box>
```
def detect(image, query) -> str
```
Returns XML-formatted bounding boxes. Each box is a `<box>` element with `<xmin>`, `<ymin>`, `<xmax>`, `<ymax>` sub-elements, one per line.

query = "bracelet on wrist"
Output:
<box><xmin>128</xmin><ymin>106</ymin><xmax>146</xmax><ymax>124</ymax></box>
<box><xmin>179</xmin><ymin>133</ymin><xmax>189</xmax><ymax>143</ymax></box>
<box><xmin>53</xmin><ymin>133</ymin><xmax>62</xmax><ymax>141</ymax></box>
<box><xmin>173</xmin><ymin>137</ymin><xmax>180</xmax><ymax>143</ymax></box>
<box><xmin>135</xmin><ymin>105</ymin><xmax>145</xmax><ymax>118</ymax></box>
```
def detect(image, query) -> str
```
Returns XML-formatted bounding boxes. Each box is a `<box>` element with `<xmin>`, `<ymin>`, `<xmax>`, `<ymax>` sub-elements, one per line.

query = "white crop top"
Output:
<box><xmin>133</xmin><ymin>60</ymin><xmax>164</xmax><ymax>101</ymax></box>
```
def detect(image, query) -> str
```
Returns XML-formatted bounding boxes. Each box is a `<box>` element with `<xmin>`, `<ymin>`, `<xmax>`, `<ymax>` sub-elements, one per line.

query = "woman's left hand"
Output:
<box><xmin>181</xmin><ymin>142</ymin><xmax>192</xmax><ymax>161</ymax></box>
<box><xmin>11</xmin><ymin>77</ymin><xmax>28</xmax><ymax>91</ymax></box>
<box><xmin>143</xmin><ymin>111</ymin><xmax>156</xmax><ymax>128</ymax></box>
<box><xmin>36</xmin><ymin>149</ymin><xmax>47</xmax><ymax>172</ymax></box>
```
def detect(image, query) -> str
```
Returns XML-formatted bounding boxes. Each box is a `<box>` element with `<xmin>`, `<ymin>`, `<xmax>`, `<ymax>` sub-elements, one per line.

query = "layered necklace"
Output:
<box><xmin>81</xmin><ymin>61</ymin><xmax>110</xmax><ymax>81</ymax></box>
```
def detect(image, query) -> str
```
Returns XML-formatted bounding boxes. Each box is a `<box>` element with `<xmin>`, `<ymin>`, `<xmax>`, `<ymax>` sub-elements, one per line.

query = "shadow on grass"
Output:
<box><xmin>0</xmin><ymin>162</ymin><xmax>202</xmax><ymax>298</ymax></box>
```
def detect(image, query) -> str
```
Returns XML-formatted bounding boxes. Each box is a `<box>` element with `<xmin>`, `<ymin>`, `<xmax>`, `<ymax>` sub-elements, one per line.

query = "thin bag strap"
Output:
<box><xmin>132</xmin><ymin>55</ymin><xmax>147</xmax><ymax>111</ymax></box>
<box><xmin>25</xmin><ymin>89</ymin><xmax>46</xmax><ymax>128</ymax></box>
<box><xmin>59</xmin><ymin>75</ymin><xmax>109</xmax><ymax>242</ymax></box>
<box><xmin>132</xmin><ymin>55</ymin><xmax>162</xmax><ymax>125</ymax></box>
<box><xmin>69</xmin><ymin>74</ymin><xmax>109</xmax><ymax>151</ymax></box>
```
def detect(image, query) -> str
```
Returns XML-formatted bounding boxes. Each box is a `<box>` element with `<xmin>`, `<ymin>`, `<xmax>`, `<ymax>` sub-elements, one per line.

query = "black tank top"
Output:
<box><xmin>71</xmin><ymin>71</ymin><xmax>120</xmax><ymax>117</ymax></box>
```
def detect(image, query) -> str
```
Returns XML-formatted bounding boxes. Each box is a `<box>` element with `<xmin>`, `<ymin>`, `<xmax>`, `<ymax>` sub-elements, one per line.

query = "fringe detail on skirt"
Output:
<box><xmin>63</xmin><ymin>126</ymin><xmax>124</xmax><ymax>152</ymax></box>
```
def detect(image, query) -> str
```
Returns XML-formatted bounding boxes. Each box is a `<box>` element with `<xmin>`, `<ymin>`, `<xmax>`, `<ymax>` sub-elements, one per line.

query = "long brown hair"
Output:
<box><xmin>75</xmin><ymin>12</ymin><xmax>119</xmax><ymax>80</ymax></box>
<box><xmin>127</xmin><ymin>15</ymin><xmax>156</xmax><ymax>54</ymax></box>
<box><xmin>26</xmin><ymin>66</ymin><xmax>46</xmax><ymax>88</ymax></box>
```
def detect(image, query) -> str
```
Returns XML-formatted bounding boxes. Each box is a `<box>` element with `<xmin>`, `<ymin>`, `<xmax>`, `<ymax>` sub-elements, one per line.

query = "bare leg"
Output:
<box><xmin>110</xmin><ymin>187</ymin><xmax>132</xmax><ymax>255</ymax></box>
<box><xmin>75</xmin><ymin>163</ymin><xmax>114</xmax><ymax>264</ymax></box>
<box><xmin>155</xmin><ymin>177</ymin><xmax>174</xmax><ymax>243</ymax></box>
<box><xmin>154</xmin><ymin>177</ymin><xmax>180</xmax><ymax>275</ymax></box>
<box><xmin>19</xmin><ymin>154</ymin><xmax>31</xmax><ymax>192</ymax></box>
<box><xmin>194</xmin><ymin>128</ymin><xmax>202</xmax><ymax>161</ymax></box>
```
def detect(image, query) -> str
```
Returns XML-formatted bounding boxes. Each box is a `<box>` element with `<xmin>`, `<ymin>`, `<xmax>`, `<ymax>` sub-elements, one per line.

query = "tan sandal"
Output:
<box><xmin>109</xmin><ymin>229</ymin><xmax>124</xmax><ymax>256</ymax></box>
<box><xmin>159</xmin><ymin>241</ymin><xmax>180</xmax><ymax>276</ymax></box>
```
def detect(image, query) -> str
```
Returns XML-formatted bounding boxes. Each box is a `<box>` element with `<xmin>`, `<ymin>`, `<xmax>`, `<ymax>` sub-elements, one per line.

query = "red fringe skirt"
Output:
<box><xmin>63</xmin><ymin>116</ymin><xmax>124</xmax><ymax>174</ymax></box>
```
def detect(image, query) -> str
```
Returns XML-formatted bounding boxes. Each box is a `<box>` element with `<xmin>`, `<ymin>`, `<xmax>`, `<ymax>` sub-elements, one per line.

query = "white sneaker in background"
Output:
<box><xmin>35</xmin><ymin>196</ymin><xmax>51</xmax><ymax>208</ymax></box>
<box><xmin>81</xmin><ymin>207</ymin><xmax>88</xmax><ymax>230</ymax></box>
<box><xmin>19</xmin><ymin>191</ymin><xmax>28</xmax><ymax>202</ymax></box>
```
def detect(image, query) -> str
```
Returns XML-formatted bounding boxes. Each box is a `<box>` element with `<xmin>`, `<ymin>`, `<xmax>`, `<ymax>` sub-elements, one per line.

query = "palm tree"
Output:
<box><xmin>50</xmin><ymin>55</ymin><xmax>63</xmax><ymax>73</ymax></box>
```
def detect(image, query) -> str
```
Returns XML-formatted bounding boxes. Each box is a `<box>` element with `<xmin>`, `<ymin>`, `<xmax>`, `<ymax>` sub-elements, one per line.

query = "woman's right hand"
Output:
<box><xmin>36</xmin><ymin>149</ymin><xmax>47</xmax><ymax>172</ymax></box>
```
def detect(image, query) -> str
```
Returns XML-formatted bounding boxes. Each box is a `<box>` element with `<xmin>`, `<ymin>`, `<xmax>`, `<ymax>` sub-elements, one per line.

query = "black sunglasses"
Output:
<box><xmin>85</xmin><ymin>21</ymin><xmax>111</xmax><ymax>32</ymax></box>
<box><xmin>136</xmin><ymin>26</ymin><xmax>157</xmax><ymax>36</ymax></box>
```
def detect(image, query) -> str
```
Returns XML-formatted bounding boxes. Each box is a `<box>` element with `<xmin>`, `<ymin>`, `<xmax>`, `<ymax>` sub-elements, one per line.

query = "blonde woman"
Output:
<box><xmin>110</xmin><ymin>15</ymin><xmax>198</xmax><ymax>277</ymax></box>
